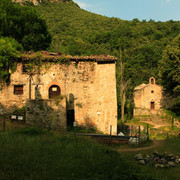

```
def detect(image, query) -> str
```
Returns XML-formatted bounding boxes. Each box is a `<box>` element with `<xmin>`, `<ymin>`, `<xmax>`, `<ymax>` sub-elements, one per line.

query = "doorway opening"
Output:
<box><xmin>67</xmin><ymin>109</ymin><xmax>75</xmax><ymax>127</ymax></box>
<box><xmin>151</xmin><ymin>102</ymin><xmax>155</xmax><ymax>110</ymax></box>
<box><xmin>49</xmin><ymin>85</ymin><xmax>61</xmax><ymax>99</ymax></box>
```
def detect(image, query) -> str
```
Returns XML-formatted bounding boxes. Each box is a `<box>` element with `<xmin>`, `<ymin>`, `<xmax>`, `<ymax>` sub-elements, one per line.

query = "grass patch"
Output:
<box><xmin>117</xmin><ymin>138</ymin><xmax>180</xmax><ymax>180</ymax></box>
<box><xmin>0</xmin><ymin>127</ymin><xmax>154</xmax><ymax>180</ymax></box>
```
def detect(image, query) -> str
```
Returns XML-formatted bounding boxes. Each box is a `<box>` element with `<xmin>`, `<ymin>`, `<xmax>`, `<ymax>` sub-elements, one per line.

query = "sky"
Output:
<box><xmin>73</xmin><ymin>0</ymin><xmax>180</xmax><ymax>22</ymax></box>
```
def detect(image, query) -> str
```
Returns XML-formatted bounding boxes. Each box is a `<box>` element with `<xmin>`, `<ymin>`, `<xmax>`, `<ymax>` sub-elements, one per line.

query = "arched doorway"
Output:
<box><xmin>49</xmin><ymin>85</ymin><xmax>61</xmax><ymax>99</ymax></box>
<box><xmin>67</xmin><ymin>93</ymin><xmax>75</xmax><ymax>127</ymax></box>
<box><xmin>150</xmin><ymin>102</ymin><xmax>155</xmax><ymax>110</ymax></box>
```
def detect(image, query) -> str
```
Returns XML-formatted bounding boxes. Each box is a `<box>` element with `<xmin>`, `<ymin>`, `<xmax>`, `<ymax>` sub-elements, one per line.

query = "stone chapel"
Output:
<box><xmin>133</xmin><ymin>77</ymin><xmax>163</xmax><ymax>116</ymax></box>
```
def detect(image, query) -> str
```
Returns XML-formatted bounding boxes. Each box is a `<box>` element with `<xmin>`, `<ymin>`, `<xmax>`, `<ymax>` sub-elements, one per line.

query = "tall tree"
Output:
<box><xmin>119</xmin><ymin>49</ymin><xmax>128</xmax><ymax>124</ymax></box>
<box><xmin>0</xmin><ymin>37</ymin><xmax>23</xmax><ymax>84</ymax></box>
<box><xmin>159</xmin><ymin>35</ymin><xmax>180</xmax><ymax>113</ymax></box>
<box><xmin>0</xmin><ymin>0</ymin><xmax>51</xmax><ymax>51</ymax></box>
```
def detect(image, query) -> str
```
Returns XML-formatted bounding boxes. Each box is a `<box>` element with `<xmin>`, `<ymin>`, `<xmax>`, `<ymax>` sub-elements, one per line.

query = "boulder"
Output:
<box><xmin>135</xmin><ymin>154</ymin><xmax>143</xmax><ymax>160</ymax></box>
<box><xmin>139</xmin><ymin>160</ymin><xmax>146</xmax><ymax>165</ymax></box>
<box><xmin>174</xmin><ymin>159</ymin><xmax>180</xmax><ymax>164</ymax></box>
<box><xmin>168</xmin><ymin>161</ymin><xmax>176</xmax><ymax>167</ymax></box>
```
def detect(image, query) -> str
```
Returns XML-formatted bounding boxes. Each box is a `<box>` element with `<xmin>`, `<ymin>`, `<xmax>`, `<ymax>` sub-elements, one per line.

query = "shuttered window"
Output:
<box><xmin>14</xmin><ymin>85</ymin><xmax>23</xmax><ymax>95</ymax></box>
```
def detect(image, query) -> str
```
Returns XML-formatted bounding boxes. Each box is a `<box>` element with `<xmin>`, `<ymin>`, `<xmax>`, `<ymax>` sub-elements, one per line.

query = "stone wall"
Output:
<box><xmin>0</xmin><ymin>60</ymin><xmax>117</xmax><ymax>134</ymax></box>
<box><xmin>26</xmin><ymin>99</ymin><xmax>66</xmax><ymax>130</ymax></box>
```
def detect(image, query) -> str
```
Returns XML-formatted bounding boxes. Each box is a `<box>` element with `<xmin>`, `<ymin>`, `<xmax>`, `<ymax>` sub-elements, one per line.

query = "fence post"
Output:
<box><xmin>110</xmin><ymin>125</ymin><xmax>112</xmax><ymax>145</ymax></box>
<box><xmin>3</xmin><ymin>113</ymin><xmax>6</xmax><ymax>132</ymax></box>
<box><xmin>147</xmin><ymin>124</ymin><xmax>149</xmax><ymax>141</ymax></box>
<box><xmin>138</xmin><ymin>126</ymin><xmax>141</xmax><ymax>144</ymax></box>
<box><xmin>172</xmin><ymin>117</ymin><xmax>174</xmax><ymax>130</ymax></box>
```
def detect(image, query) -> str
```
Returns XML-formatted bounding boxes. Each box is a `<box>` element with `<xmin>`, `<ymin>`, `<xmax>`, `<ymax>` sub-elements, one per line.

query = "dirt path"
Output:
<box><xmin>141</xmin><ymin>121</ymin><xmax>171</xmax><ymax>129</ymax></box>
<box><xmin>114</xmin><ymin>140</ymin><xmax>164</xmax><ymax>152</ymax></box>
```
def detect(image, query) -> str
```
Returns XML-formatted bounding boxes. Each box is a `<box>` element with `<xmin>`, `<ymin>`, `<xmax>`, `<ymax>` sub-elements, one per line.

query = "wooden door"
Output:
<box><xmin>49</xmin><ymin>85</ymin><xmax>60</xmax><ymax>99</ymax></box>
<box><xmin>151</xmin><ymin>102</ymin><xmax>155</xmax><ymax>110</ymax></box>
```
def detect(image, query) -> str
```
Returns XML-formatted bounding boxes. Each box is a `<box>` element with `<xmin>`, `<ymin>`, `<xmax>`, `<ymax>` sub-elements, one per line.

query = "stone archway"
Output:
<box><xmin>49</xmin><ymin>85</ymin><xmax>61</xmax><ymax>99</ymax></box>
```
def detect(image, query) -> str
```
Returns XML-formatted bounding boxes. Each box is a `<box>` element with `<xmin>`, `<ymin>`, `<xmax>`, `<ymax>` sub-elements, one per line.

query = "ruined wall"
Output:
<box><xmin>26</xmin><ymin>99</ymin><xmax>66</xmax><ymax>130</ymax></box>
<box><xmin>0</xmin><ymin>64</ymin><xmax>29</xmax><ymax>111</ymax></box>
<box><xmin>0</xmin><ymin>60</ymin><xmax>117</xmax><ymax>134</ymax></box>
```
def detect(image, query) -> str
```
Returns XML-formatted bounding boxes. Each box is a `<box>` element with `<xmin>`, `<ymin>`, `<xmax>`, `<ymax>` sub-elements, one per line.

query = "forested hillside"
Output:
<box><xmin>1</xmin><ymin>0</ymin><xmax>179</xmax><ymax>116</ymax></box>
<box><xmin>34</xmin><ymin>1</ymin><xmax>180</xmax><ymax>115</ymax></box>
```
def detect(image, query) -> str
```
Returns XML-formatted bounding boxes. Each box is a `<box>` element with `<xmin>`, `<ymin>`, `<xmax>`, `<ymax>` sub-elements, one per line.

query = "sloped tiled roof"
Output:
<box><xmin>21</xmin><ymin>51</ymin><xmax>118</xmax><ymax>63</ymax></box>
<box><xmin>134</xmin><ymin>83</ymin><xmax>148</xmax><ymax>90</ymax></box>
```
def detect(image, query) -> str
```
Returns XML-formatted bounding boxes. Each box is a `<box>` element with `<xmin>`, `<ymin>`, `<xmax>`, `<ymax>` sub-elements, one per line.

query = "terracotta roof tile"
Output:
<box><xmin>21</xmin><ymin>51</ymin><xmax>118</xmax><ymax>62</ymax></box>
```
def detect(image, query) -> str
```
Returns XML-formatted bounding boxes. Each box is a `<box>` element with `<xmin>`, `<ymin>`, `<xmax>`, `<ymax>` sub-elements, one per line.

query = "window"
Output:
<box><xmin>22</xmin><ymin>64</ymin><xmax>28</xmax><ymax>73</ymax></box>
<box><xmin>14</xmin><ymin>85</ymin><xmax>23</xmax><ymax>95</ymax></box>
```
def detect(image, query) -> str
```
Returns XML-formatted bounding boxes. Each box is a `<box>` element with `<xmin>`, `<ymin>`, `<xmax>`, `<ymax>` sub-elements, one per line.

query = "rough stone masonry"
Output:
<box><xmin>0</xmin><ymin>52</ymin><xmax>118</xmax><ymax>134</ymax></box>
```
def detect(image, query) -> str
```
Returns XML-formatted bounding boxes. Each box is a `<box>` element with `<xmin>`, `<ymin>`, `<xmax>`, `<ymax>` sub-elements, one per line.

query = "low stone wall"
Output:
<box><xmin>26</xmin><ymin>99</ymin><xmax>66</xmax><ymax>130</ymax></box>
<box><xmin>134</xmin><ymin>108</ymin><xmax>164</xmax><ymax>116</ymax></box>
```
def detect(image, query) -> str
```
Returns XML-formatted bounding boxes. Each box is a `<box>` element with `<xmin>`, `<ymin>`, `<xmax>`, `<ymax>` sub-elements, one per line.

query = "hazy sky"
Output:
<box><xmin>73</xmin><ymin>0</ymin><xmax>180</xmax><ymax>22</ymax></box>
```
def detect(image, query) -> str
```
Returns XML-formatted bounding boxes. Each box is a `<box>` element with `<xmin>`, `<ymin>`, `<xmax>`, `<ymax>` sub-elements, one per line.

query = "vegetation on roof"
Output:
<box><xmin>21</xmin><ymin>51</ymin><xmax>118</xmax><ymax>62</ymax></box>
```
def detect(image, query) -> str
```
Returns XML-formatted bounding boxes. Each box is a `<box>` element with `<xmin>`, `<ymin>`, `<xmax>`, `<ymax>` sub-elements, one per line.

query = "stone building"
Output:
<box><xmin>133</xmin><ymin>77</ymin><xmax>163</xmax><ymax>116</ymax></box>
<box><xmin>0</xmin><ymin>52</ymin><xmax>118</xmax><ymax>134</ymax></box>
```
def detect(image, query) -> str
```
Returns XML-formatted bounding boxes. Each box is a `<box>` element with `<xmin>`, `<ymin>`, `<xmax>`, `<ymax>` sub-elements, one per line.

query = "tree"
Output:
<box><xmin>159</xmin><ymin>35</ymin><xmax>180</xmax><ymax>113</ymax></box>
<box><xmin>0</xmin><ymin>37</ymin><xmax>23</xmax><ymax>84</ymax></box>
<box><xmin>0</xmin><ymin>0</ymin><xmax>51</xmax><ymax>51</ymax></box>
<box><xmin>119</xmin><ymin>49</ymin><xmax>129</xmax><ymax>124</ymax></box>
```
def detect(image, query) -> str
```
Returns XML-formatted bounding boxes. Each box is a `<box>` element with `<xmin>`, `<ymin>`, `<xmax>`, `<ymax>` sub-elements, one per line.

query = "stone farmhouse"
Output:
<box><xmin>133</xmin><ymin>77</ymin><xmax>163</xmax><ymax>116</ymax></box>
<box><xmin>0</xmin><ymin>52</ymin><xmax>118</xmax><ymax>135</ymax></box>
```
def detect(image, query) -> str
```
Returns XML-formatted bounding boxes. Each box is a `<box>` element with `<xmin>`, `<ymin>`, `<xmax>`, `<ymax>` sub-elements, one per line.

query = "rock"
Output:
<box><xmin>139</xmin><ymin>160</ymin><xmax>146</xmax><ymax>165</ymax></box>
<box><xmin>155</xmin><ymin>164</ymin><xmax>164</xmax><ymax>168</ymax></box>
<box><xmin>174</xmin><ymin>159</ymin><xmax>180</xmax><ymax>164</ymax></box>
<box><xmin>164</xmin><ymin>164</ymin><xmax>170</xmax><ymax>168</ymax></box>
<box><xmin>118</xmin><ymin>132</ymin><xmax>125</xmax><ymax>136</ymax></box>
<box><xmin>154</xmin><ymin>157</ymin><xmax>161</xmax><ymax>163</ymax></box>
<box><xmin>135</xmin><ymin>154</ymin><xmax>143</xmax><ymax>160</ymax></box>
<box><xmin>168</xmin><ymin>161</ymin><xmax>176</xmax><ymax>167</ymax></box>
<box><xmin>129</xmin><ymin>137</ymin><xmax>139</xmax><ymax>145</ymax></box>
<box><xmin>144</xmin><ymin>158</ymin><xmax>151</xmax><ymax>164</ymax></box>
<box><xmin>161</xmin><ymin>158</ymin><xmax>167</xmax><ymax>164</ymax></box>
<box><xmin>153</xmin><ymin>150</ymin><xmax>159</xmax><ymax>157</ymax></box>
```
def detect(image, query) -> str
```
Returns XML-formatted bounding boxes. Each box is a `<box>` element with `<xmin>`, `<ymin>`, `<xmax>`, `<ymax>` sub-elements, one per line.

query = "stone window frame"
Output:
<box><xmin>14</xmin><ymin>85</ymin><xmax>24</xmax><ymax>95</ymax></box>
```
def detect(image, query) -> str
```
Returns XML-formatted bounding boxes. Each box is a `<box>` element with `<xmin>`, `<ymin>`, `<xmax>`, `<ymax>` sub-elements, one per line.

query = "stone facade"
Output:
<box><xmin>26</xmin><ymin>99</ymin><xmax>66</xmax><ymax>130</ymax></box>
<box><xmin>0</xmin><ymin>53</ymin><xmax>117</xmax><ymax>134</ymax></box>
<box><xmin>134</xmin><ymin>77</ymin><xmax>163</xmax><ymax>116</ymax></box>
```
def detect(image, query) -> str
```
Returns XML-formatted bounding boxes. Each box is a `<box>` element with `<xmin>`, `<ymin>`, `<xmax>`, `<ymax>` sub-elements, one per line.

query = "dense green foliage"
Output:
<box><xmin>0</xmin><ymin>37</ymin><xmax>22</xmax><ymax>84</ymax></box>
<box><xmin>0</xmin><ymin>0</ymin><xmax>51</xmax><ymax>51</ymax></box>
<box><xmin>159</xmin><ymin>35</ymin><xmax>180</xmax><ymax>113</ymax></box>
<box><xmin>34</xmin><ymin>1</ymin><xmax>180</xmax><ymax>116</ymax></box>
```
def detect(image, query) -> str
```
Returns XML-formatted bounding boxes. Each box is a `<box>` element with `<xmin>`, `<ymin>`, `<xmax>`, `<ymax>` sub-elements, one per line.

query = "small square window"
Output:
<box><xmin>22</xmin><ymin>64</ymin><xmax>28</xmax><ymax>73</ymax></box>
<box><xmin>14</xmin><ymin>85</ymin><xmax>23</xmax><ymax>95</ymax></box>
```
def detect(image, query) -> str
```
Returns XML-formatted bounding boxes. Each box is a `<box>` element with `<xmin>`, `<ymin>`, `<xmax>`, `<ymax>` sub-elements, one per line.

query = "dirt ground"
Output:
<box><xmin>115</xmin><ymin>140</ymin><xmax>164</xmax><ymax>152</ymax></box>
